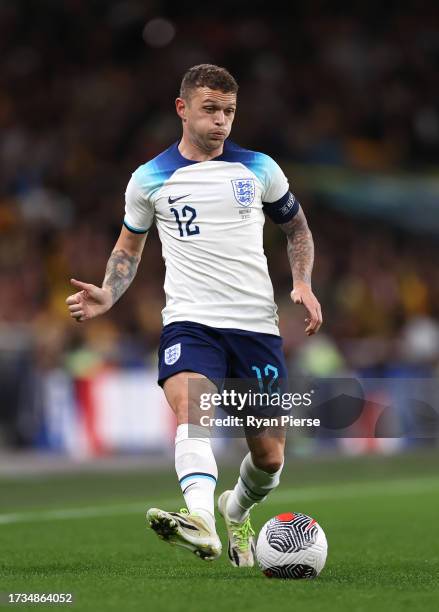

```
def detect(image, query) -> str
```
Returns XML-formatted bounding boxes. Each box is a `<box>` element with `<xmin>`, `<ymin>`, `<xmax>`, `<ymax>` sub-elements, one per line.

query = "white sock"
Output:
<box><xmin>227</xmin><ymin>452</ymin><xmax>283</xmax><ymax>522</ymax></box>
<box><xmin>175</xmin><ymin>424</ymin><xmax>217</xmax><ymax>531</ymax></box>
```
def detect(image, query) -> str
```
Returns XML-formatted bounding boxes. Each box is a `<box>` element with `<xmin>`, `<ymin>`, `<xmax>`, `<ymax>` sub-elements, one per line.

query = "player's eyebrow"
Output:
<box><xmin>203</xmin><ymin>98</ymin><xmax>236</xmax><ymax>107</ymax></box>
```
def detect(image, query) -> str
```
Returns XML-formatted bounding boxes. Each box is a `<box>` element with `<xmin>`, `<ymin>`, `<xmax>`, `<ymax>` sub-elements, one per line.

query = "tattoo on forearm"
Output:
<box><xmin>280</xmin><ymin>206</ymin><xmax>314</xmax><ymax>285</ymax></box>
<box><xmin>102</xmin><ymin>249</ymin><xmax>140</xmax><ymax>305</ymax></box>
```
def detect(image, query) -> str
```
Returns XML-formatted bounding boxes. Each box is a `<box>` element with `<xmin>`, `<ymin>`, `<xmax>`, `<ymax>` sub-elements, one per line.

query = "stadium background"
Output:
<box><xmin>1</xmin><ymin>2</ymin><xmax>439</xmax><ymax>611</ymax></box>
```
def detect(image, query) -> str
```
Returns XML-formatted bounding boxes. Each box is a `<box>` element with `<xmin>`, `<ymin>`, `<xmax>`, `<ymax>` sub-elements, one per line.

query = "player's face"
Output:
<box><xmin>177</xmin><ymin>87</ymin><xmax>237</xmax><ymax>152</ymax></box>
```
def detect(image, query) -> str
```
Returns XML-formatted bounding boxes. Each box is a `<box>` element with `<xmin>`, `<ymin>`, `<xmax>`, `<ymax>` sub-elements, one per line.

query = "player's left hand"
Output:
<box><xmin>290</xmin><ymin>282</ymin><xmax>322</xmax><ymax>336</ymax></box>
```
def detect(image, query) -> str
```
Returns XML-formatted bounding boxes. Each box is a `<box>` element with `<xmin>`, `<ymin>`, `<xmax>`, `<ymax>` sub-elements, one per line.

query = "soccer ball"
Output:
<box><xmin>256</xmin><ymin>512</ymin><xmax>328</xmax><ymax>579</ymax></box>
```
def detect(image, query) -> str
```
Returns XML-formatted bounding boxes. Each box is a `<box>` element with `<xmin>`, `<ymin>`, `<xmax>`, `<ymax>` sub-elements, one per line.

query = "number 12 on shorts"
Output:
<box><xmin>252</xmin><ymin>364</ymin><xmax>280</xmax><ymax>394</ymax></box>
<box><xmin>171</xmin><ymin>206</ymin><xmax>200</xmax><ymax>237</ymax></box>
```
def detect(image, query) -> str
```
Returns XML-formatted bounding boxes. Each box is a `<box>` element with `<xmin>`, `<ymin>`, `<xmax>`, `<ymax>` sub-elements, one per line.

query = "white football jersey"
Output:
<box><xmin>124</xmin><ymin>140</ymin><xmax>299</xmax><ymax>335</ymax></box>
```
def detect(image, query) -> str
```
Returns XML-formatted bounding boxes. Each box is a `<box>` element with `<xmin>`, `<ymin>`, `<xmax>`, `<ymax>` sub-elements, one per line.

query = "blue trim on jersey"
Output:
<box><xmin>263</xmin><ymin>191</ymin><xmax>300</xmax><ymax>224</ymax></box>
<box><xmin>179</xmin><ymin>472</ymin><xmax>217</xmax><ymax>485</ymax></box>
<box><xmin>133</xmin><ymin>142</ymin><xmax>197</xmax><ymax>197</ymax></box>
<box><xmin>172</xmin><ymin>139</ymin><xmax>262</xmax><ymax>169</ymax></box>
<box><xmin>123</xmin><ymin>220</ymin><xmax>150</xmax><ymax>234</ymax></box>
<box><xmin>213</xmin><ymin>140</ymin><xmax>275</xmax><ymax>193</ymax></box>
<box><xmin>134</xmin><ymin>140</ymin><xmax>280</xmax><ymax>196</ymax></box>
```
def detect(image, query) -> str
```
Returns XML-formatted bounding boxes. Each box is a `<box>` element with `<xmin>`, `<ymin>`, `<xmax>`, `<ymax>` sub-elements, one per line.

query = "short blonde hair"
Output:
<box><xmin>180</xmin><ymin>64</ymin><xmax>238</xmax><ymax>100</ymax></box>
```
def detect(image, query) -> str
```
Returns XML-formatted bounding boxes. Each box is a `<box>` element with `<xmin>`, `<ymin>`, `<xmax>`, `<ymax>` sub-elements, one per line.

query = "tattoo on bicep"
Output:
<box><xmin>280</xmin><ymin>206</ymin><xmax>314</xmax><ymax>285</ymax></box>
<box><xmin>103</xmin><ymin>249</ymin><xmax>140</xmax><ymax>304</ymax></box>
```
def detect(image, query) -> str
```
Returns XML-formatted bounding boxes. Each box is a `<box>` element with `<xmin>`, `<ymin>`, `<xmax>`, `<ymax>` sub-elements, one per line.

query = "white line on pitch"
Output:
<box><xmin>0</xmin><ymin>497</ymin><xmax>180</xmax><ymax>526</ymax></box>
<box><xmin>0</xmin><ymin>476</ymin><xmax>438</xmax><ymax>526</ymax></box>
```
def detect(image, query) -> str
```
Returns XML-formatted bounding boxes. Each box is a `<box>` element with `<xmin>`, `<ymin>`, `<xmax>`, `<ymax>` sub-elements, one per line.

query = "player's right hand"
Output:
<box><xmin>65</xmin><ymin>278</ymin><xmax>113</xmax><ymax>322</ymax></box>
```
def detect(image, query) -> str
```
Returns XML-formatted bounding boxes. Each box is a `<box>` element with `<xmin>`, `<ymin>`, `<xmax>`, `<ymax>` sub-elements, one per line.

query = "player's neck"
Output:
<box><xmin>178</xmin><ymin>135</ymin><xmax>224</xmax><ymax>162</ymax></box>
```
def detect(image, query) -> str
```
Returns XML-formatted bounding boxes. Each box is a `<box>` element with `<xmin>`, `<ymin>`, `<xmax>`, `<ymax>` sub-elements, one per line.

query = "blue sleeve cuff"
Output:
<box><xmin>263</xmin><ymin>191</ymin><xmax>299</xmax><ymax>224</ymax></box>
<box><xmin>123</xmin><ymin>220</ymin><xmax>150</xmax><ymax>234</ymax></box>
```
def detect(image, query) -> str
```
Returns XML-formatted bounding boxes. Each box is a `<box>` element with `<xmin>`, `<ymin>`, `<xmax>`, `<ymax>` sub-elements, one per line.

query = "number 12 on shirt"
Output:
<box><xmin>170</xmin><ymin>206</ymin><xmax>200</xmax><ymax>237</ymax></box>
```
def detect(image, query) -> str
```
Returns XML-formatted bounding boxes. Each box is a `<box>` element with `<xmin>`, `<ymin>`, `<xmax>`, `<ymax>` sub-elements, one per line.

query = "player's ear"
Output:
<box><xmin>175</xmin><ymin>97</ymin><xmax>187</xmax><ymax>122</ymax></box>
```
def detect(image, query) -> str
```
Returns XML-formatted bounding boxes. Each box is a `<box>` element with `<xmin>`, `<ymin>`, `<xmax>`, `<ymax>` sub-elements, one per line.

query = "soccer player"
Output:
<box><xmin>66</xmin><ymin>64</ymin><xmax>322</xmax><ymax>566</ymax></box>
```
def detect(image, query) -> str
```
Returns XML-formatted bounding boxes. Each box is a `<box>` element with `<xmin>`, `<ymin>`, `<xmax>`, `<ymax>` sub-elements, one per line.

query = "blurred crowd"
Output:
<box><xmin>1</xmin><ymin>0</ymin><xmax>439</xmax><ymax>392</ymax></box>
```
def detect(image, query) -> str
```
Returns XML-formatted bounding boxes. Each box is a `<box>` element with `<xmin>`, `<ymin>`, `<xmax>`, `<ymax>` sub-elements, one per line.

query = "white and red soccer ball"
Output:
<box><xmin>256</xmin><ymin>512</ymin><xmax>328</xmax><ymax>579</ymax></box>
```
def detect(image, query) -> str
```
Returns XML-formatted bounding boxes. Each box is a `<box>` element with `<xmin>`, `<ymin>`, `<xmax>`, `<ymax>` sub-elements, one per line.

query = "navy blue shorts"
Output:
<box><xmin>158</xmin><ymin>321</ymin><xmax>287</xmax><ymax>388</ymax></box>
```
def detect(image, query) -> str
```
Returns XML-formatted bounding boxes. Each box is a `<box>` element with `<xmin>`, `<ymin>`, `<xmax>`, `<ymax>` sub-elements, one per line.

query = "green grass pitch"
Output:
<box><xmin>1</xmin><ymin>450</ymin><xmax>439</xmax><ymax>611</ymax></box>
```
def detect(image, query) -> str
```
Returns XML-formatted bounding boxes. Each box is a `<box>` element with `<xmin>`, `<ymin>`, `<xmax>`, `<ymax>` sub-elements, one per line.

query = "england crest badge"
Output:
<box><xmin>164</xmin><ymin>343</ymin><xmax>181</xmax><ymax>365</ymax></box>
<box><xmin>231</xmin><ymin>178</ymin><xmax>255</xmax><ymax>207</ymax></box>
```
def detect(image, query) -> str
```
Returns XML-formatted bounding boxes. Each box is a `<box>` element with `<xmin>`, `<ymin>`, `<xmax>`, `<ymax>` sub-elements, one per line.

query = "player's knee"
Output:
<box><xmin>252</xmin><ymin>451</ymin><xmax>284</xmax><ymax>474</ymax></box>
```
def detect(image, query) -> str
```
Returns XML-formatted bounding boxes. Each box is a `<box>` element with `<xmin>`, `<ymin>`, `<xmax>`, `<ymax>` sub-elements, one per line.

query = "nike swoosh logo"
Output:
<box><xmin>182</xmin><ymin>482</ymin><xmax>197</xmax><ymax>495</ymax></box>
<box><xmin>168</xmin><ymin>194</ymin><xmax>191</xmax><ymax>205</ymax></box>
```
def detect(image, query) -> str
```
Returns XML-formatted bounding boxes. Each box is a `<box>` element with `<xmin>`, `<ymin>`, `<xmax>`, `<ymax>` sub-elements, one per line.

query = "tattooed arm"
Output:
<box><xmin>279</xmin><ymin>205</ymin><xmax>322</xmax><ymax>335</ymax></box>
<box><xmin>66</xmin><ymin>226</ymin><xmax>147</xmax><ymax>322</ymax></box>
<box><xmin>102</xmin><ymin>227</ymin><xmax>147</xmax><ymax>305</ymax></box>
